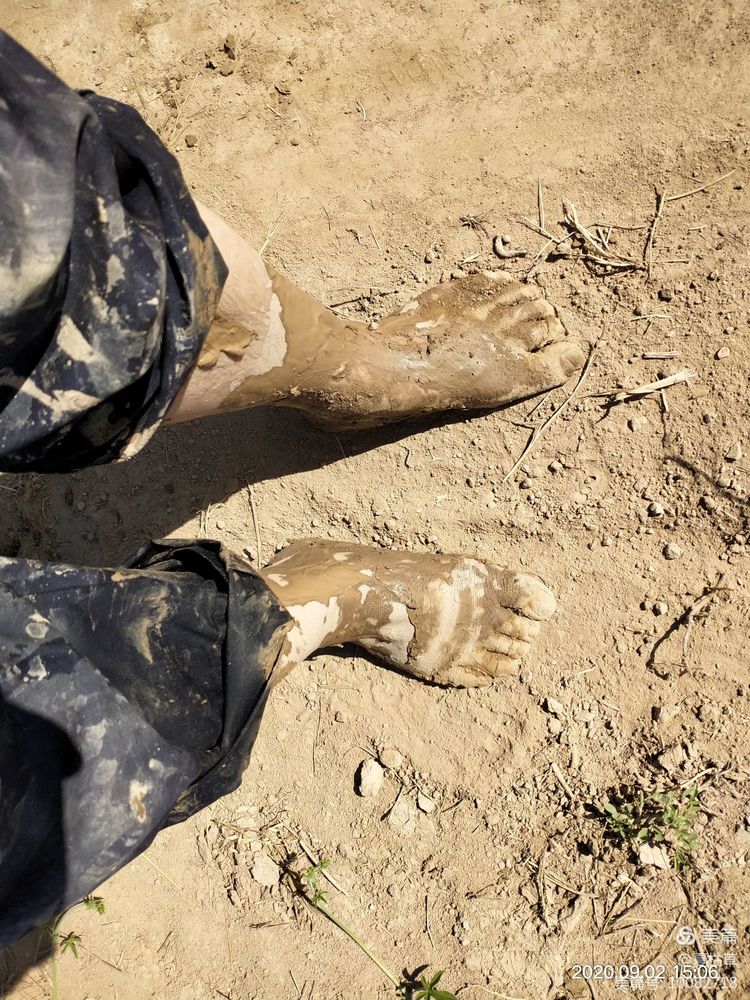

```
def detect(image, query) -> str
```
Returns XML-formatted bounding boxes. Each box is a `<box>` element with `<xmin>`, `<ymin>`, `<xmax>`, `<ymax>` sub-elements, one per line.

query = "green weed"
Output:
<box><xmin>301</xmin><ymin>859</ymin><xmax>457</xmax><ymax>1000</ymax></box>
<box><xmin>43</xmin><ymin>895</ymin><xmax>106</xmax><ymax>999</ymax></box>
<box><xmin>602</xmin><ymin>785</ymin><xmax>701</xmax><ymax>870</ymax></box>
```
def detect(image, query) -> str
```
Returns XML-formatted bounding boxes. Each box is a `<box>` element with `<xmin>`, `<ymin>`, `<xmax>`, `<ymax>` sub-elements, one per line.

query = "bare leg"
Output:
<box><xmin>260</xmin><ymin>539</ymin><xmax>556</xmax><ymax>688</ymax></box>
<box><xmin>167</xmin><ymin>203</ymin><xmax>585</xmax><ymax>428</ymax></box>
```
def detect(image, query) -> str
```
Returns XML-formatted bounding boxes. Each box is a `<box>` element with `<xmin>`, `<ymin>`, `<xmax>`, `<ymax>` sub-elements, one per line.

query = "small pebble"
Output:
<box><xmin>545</xmin><ymin>696</ymin><xmax>565</xmax><ymax>717</ymax></box>
<box><xmin>417</xmin><ymin>792</ymin><xmax>436</xmax><ymax>814</ymax></box>
<box><xmin>658</xmin><ymin>744</ymin><xmax>686</xmax><ymax>770</ymax></box>
<box><xmin>251</xmin><ymin>852</ymin><xmax>281</xmax><ymax>887</ymax></box>
<box><xmin>601</xmin><ymin>535</ymin><xmax>614</xmax><ymax>547</ymax></box>
<box><xmin>700</xmin><ymin>495</ymin><xmax>717</xmax><ymax>512</ymax></box>
<box><xmin>657</xmin><ymin>288</ymin><xmax>672</xmax><ymax>302</ymax></box>
<box><xmin>697</xmin><ymin>703</ymin><xmax>720</xmax><ymax>723</ymax></box>
<box><xmin>548</xmin><ymin>717</ymin><xmax>563</xmax><ymax>736</ymax></box>
<box><xmin>716</xmin><ymin>346</ymin><xmax>731</xmax><ymax>360</ymax></box>
<box><xmin>663</xmin><ymin>542</ymin><xmax>682</xmax><ymax>560</ymax></box>
<box><xmin>356</xmin><ymin>758</ymin><xmax>384</xmax><ymax>798</ymax></box>
<box><xmin>290</xmin><ymin>137</ymin><xmax>300</xmax><ymax>146</ymax></box>
<box><xmin>653</xmin><ymin>600</ymin><xmax>669</xmax><ymax>616</ymax></box>
<box><xmin>184</xmin><ymin>133</ymin><xmax>198</xmax><ymax>147</ymax></box>
<box><xmin>519</xmin><ymin>478</ymin><xmax>532</xmax><ymax>489</ymax></box>
<box><xmin>726</xmin><ymin>442</ymin><xmax>743</xmax><ymax>462</ymax></box>
<box><xmin>379</xmin><ymin>747</ymin><xmax>403</xmax><ymax>769</ymax></box>
<box><xmin>648</xmin><ymin>502</ymin><xmax>664</xmax><ymax>517</ymax></box>
<box><xmin>653</xmin><ymin>703</ymin><xmax>680</xmax><ymax>725</ymax></box>
<box><xmin>548</xmin><ymin>460</ymin><xmax>563</xmax><ymax>473</ymax></box>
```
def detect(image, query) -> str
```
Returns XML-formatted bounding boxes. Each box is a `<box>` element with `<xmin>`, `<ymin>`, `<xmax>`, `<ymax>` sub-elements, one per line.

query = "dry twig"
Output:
<box><xmin>492</xmin><ymin>236</ymin><xmax>527</xmax><ymax>260</ymax></box>
<box><xmin>258</xmin><ymin>207</ymin><xmax>286</xmax><ymax>256</ymax></box>
<box><xmin>646</xmin><ymin>577</ymin><xmax>730</xmax><ymax>674</ymax></box>
<box><xmin>537</xmin><ymin>179</ymin><xmax>545</xmax><ymax>232</ymax></box>
<box><xmin>247</xmin><ymin>486</ymin><xmax>263</xmax><ymax>565</ymax></box>
<box><xmin>587</xmin><ymin>369</ymin><xmax>694</xmax><ymax>404</ymax></box>
<box><xmin>502</xmin><ymin>345</ymin><xmax>596</xmax><ymax>483</ymax></box>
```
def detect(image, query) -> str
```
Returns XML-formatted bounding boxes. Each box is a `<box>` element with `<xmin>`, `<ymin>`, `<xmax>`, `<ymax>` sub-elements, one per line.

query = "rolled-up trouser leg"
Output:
<box><xmin>0</xmin><ymin>542</ymin><xmax>291</xmax><ymax>949</ymax></box>
<box><xmin>0</xmin><ymin>33</ymin><xmax>292</xmax><ymax>950</ymax></box>
<box><xmin>0</xmin><ymin>30</ymin><xmax>227</xmax><ymax>472</ymax></box>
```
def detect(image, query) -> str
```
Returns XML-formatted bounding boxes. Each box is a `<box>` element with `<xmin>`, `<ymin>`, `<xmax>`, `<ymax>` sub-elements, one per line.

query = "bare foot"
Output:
<box><xmin>260</xmin><ymin>539</ymin><xmax>556</xmax><ymax>687</ymax></box>
<box><xmin>170</xmin><ymin>208</ymin><xmax>585</xmax><ymax>431</ymax></box>
<box><xmin>212</xmin><ymin>269</ymin><xmax>585</xmax><ymax>430</ymax></box>
<box><xmin>299</xmin><ymin>271</ymin><xmax>586</xmax><ymax>430</ymax></box>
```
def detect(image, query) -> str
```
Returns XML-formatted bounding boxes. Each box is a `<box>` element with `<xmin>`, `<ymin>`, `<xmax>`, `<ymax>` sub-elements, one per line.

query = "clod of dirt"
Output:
<box><xmin>387</xmin><ymin>796</ymin><xmax>416</xmax><ymax>835</ymax></box>
<box><xmin>657</xmin><ymin>744</ymin><xmax>686</xmax><ymax>771</ymax></box>
<box><xmin>379</xmin><ymin>747</ymin><xmax>403</xmax><ymax>769</ymax></box>
<box><xmin>251</xmin><ymin>852</ymin><xmax>281</xmax><ymax>887</ymax></box>
<box><xmin>417</xmin><ymin>791</ymin><xmax>436</xmax><ymax>814</ymax></box>
<box><xmin>725</xmin><ymin>441</ymin><xmax>743</xmax><ymax>462</ymax></box>
<box><xmin>716</xmin><ymin>346</ymin><xmax>731</xmax><ymax>360</ymax></box>
<box><xmin>648</xmin><ymin>502</ymin><xmax>665</xmax><ymax>517</ymax></box>
<box><xmin>663</xmin><ymin>542</ymin><xmax>682</xmax><ymax>560</ymax></box>
<box><xmin>545</xmin><ymin>696</ymin><xmax>565</xmax><ymax>716</ymax></box>
<box><xmin>700</xmin><ymin>495</ymin><xmax>717</xmax><ymax>512</ymax></box>
<box><xmin>653</xmin><ymin>703</ymin><xmax>681</xmax><ymax>725</ymax></box>
<box><xmin>653</xmin><ymin>600</ymin><xmax>669</xmax><ymax>616</ymax></box>
<box><xmin>357</xmin><ymin>758</ymin><xmax>385</xmax><ymax>797</ymax></box>
<box><xmin>697</xmin><ymin>703</ymin><xmax>720</xmax><ymax>723</ymax></box>
<box><xmin>638</xmin><ymin>843</ymin><xmax>670</xmax><ymax>869</ymax></box>
<box><xmin>185</xmin><ymin>134</ymin><xmax>198</xmax><ymax>147</ymax></box>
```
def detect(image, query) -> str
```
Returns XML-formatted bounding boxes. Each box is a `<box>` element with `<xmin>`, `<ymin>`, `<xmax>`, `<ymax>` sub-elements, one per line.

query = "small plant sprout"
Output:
<box><xmin>305</xmin><ymin>858</ymin><xmax>329</xmax><ymax>906</ymax></box>
<box><xmin>58</xmin><ymin>931</ymin><xmax>82</xmax><ymax>957</ymax></box>
<box><xmin>602</xmin><ymin>785</ymin><xmax>701</xmax><ymax>870</ymax></box>
<box><xmin>405</xmin><ymin>969</ymin><xmax>458</xmax><ymax>1000</ymax></box>
<box><xmin>83</xmin><ymin>894</ymin><xmax>106</xmax><ymax>916</ymax></box>
<box><xmin>43</xmin><ymin>895</ymin><xmax>106</xmax><ymax>1000</ymax></box>
<box><xmin>300</xmin><ymin>857</ymin><xmax>457</xmax><ymax>1000</ymax></box>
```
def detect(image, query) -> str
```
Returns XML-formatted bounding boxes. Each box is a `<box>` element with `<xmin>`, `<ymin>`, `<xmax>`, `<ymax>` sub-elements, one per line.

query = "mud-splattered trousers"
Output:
<box><xmin>0</xmin><ymin>33</ymin><xmax>292</xmax><ymax>947</ymax></box>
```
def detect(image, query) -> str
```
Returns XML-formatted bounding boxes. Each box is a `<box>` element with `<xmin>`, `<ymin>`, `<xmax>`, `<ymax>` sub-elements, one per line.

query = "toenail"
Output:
<box><xmin>559</xmin><ymin>343</ymin><xmax>586</xmax><ymax>375</ymax></box>
<box><xmin>514</xmin><ymin>574</ymin><xmax>557</xmax><ymax>620</ymax></box>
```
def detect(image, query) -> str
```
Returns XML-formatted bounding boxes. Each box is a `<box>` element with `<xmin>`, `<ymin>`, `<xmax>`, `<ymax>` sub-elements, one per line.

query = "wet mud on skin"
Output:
<box><xmin>214</xmin><ymin>268</ymin><xmax>585</xmax><ymax>429</ymax></box>
<box><xmin>260</xmin><ymin>539</ymin><xmax>556</xmax><ymax>687</ymax></box>
<box><xmin>196</xmin><ymin>318</ymin><xmax>256</xmax><ymax>367</ymax></box>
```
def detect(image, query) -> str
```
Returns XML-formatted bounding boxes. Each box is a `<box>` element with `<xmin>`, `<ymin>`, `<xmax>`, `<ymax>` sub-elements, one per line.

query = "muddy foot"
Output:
<box><xmin>297</xmin><ymin>271</ymin><xmax>586</xmax><ymax>430</ymax></box>
<box><xmin>260</xmin><ymin>539</ymin><xmax>556</xmax><ymax>686</ymax></box>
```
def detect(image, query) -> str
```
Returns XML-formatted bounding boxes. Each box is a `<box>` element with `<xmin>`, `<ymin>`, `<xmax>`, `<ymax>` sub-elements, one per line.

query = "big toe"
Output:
<box><xmin>536</xmin><ymin>339</ymin><xmax>587</xmax><ymax>380</ymax></box>
<box><xmin>495</xmin><ymin>571</ymin><xmax>557</xmax><ymax>621</ymax></box>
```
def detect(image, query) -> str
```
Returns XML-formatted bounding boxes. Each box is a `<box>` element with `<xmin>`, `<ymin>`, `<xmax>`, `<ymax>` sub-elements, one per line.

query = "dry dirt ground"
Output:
<box><xmin>2</xmin><ymin>1</ymin><xmax>750</xmax><ymax>998</ymax></box>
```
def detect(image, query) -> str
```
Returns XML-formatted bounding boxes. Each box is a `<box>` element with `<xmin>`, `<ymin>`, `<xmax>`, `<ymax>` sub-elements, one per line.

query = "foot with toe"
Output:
<box><xmin>261</xmin><ymin>539</ymin><xmax>556</xmax><ymax>687</ymax></box>
<box><xmin>201</xmin><ymin>267</ymin><xmax>585</xmax><ymax>430</ymax></box>
<box><xmin>331</xmin><ymin>269</ymin><xmax>586</xmax><ymax>428</ymax></box>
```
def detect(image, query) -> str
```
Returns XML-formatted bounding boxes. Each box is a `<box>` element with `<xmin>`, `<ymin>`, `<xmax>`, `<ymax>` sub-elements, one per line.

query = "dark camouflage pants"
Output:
<box><xmin>0</xmin><ymin>33</ymin><xmax>291</xmax><ymax>947</ymax></box>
